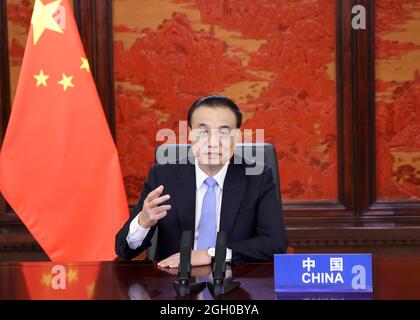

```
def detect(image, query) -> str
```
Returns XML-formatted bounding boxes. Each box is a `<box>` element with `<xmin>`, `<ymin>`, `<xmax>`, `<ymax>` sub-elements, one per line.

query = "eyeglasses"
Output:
<box><xmin>192</xmin><ymin>128</ymin><xmax>233</xmax><ymax>140</ymax></box>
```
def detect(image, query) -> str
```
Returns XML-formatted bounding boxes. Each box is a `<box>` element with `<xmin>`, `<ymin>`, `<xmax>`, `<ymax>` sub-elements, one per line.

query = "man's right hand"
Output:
<box><xmin>138</xmin><ymin>185</ymin><xmax>171</xmax><ymax>229</ymax></box>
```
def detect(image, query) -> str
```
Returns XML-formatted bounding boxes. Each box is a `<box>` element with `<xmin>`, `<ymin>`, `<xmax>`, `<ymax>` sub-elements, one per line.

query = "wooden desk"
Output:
<box><xmin>0</xmin><ymin>255</ymin><xmax>419</xmax><ymax>300</ymax></box>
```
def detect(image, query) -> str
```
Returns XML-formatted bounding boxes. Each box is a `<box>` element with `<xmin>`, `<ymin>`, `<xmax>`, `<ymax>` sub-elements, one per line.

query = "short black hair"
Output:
<box><xmin>187</xmin><ymin>95</ymin><xmax>242</xmax><ymax>128</ymax></box>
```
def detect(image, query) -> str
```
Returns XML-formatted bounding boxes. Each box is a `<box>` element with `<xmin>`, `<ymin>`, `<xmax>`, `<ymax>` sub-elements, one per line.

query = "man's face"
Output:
<box><xmin>189</xmin><ymin>105</ymin><xmax>239</xmax><ymax>166</ymax></box>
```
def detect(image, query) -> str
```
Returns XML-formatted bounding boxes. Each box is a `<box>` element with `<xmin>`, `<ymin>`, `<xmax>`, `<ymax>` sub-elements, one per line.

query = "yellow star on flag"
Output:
<box><xmin>31</xmin><ymin>0</ymin><xmax>64</xmax><ymax>45</ymax></box>
<box><xmin>34</xmin><ymin>69</ymin><xmax>50</xmax><ymax>87</ymax></box>
<box><xmin>58</xmin><ymin>74</ymin><xmax>74</xmax><ymax>91</ymax></box>
<box><xmin>41</xmin><ymin>273</ymin><xmax>52</xmax><ymax>288</ymax></box>
<box><xmin>80</xmin><ymin>57</ymin><xmax>90</xmax><ymax>73</ymax></box>
<box><xmin>67</xmin><ymin>268</ymin><xmax>78</xmax><ymax>284</ymax></box>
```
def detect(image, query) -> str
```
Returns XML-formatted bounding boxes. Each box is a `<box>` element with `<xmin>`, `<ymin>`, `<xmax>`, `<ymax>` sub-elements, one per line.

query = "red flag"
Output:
<box><xmin>0</xmin><ymin>0</ymin><xmax>129</xmax><ymax>261</ymax></box>
<box><xmin>20</xmin><ymin>262</ymin><xmax>100</xmax><ymax>300</ymax></box>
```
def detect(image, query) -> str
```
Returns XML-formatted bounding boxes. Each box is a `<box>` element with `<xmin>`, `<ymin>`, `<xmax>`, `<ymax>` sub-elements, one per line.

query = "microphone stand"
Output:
<box><xmin>173</xmin><ymin>230</ymin><xmax>206</xmax><ymax>296</ymax></box>
<box><xmin>207</xmin><ymin>231</ymin><xmax>240</xmax><ymax>297</ymax></box>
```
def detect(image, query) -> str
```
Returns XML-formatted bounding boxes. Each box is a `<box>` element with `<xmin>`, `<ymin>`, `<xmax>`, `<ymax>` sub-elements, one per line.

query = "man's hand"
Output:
<box><xmin>157</xmin><ymin>264</ymin><xmax>212</xmax><ymax>277</ymax></box>
<box><xmin>157</xmin><ymin>250</ymin><xmax>212</xmax><ymax>268</ymax></box>
<box><xmin>138</xmin><ymin>185</ymin><xmax>171</xmax><ymax>229</ymax></box>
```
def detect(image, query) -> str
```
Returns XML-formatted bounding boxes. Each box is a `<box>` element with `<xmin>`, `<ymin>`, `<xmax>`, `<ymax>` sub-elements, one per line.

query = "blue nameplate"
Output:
<box><xmin>274</xmin><ymin>254</ymin><xmax>373</xmax><ymax>293</ymax></box>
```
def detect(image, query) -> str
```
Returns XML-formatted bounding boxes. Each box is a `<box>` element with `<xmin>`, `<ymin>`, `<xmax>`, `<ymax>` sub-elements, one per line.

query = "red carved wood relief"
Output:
<box><xmin>113</xmin><ymin>0</ymin><xmax>338</xmax><ymax>203</ymax></box>
<box><xmin>375</xmin><ymin>0</ymin><xmax>420</xmax><ymax>200</ymax></box>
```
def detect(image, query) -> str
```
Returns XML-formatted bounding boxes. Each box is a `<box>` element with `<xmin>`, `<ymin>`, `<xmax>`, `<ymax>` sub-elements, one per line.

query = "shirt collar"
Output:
<box><xmin>195</xmin><ymin>159</ymin><xmax>229</xmax><ymax>191</ymax></box>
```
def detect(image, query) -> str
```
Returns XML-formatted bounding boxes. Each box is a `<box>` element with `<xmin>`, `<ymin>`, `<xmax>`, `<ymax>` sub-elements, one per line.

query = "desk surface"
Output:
<box><xmin>1</xmin><ymin>255</ymin><xmax>419</xmax><ymax>300</ymax></box>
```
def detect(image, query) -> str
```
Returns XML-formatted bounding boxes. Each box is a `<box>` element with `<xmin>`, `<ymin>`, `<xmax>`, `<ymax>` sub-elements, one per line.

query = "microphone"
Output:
<box><xmin>178</xmin><ymin>230</ymin><xmax>192</xmax><ymax>281</ymax></box>
<box><xmin>207</xmin><ymin>231</ymin><xmax>240</xmax><ymax>296</ymax></box>
<box><xmin>173</xmin><ymin>230</ymin><xmax>206</xmax><ymax>296</ymax></box>
<box><xmin>213</xmin><ymin>230</ymin><xmax>227</xmax><ymax>280</ymax></box>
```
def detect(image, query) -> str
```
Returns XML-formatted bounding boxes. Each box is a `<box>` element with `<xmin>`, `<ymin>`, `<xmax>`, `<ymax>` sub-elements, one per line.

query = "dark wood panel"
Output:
<box><xmin>336</xmin><ymin>0</ymin><xmax>356</xmax><ymax>213</ymax></box>
<box><xmin>284</xmin><ymin>201</ymin><xmax>351</xmax><ymax>219</ymax></box>
<box><xmin>0</xmin><ymin>222</ymin><xmax>48</xmax><ymax>262</ymax></box>
<box><xmin>368</xmin><ymin>201</ymin><xmax>420</xmax><ymax>217</ymax></box>
<box><xmin>354</xmin><ymin>0</ymin><xmax>376</xmax><ymax>213</ymax></box>
<box><xmin>288</xmin><ymin>218</ymin><xmax>420</xmax><ymax>246</ymax></box>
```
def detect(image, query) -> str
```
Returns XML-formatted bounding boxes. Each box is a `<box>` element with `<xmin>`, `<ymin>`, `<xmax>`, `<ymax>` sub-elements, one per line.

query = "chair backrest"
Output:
<box><xmin>155</xmin><ymin>143</ymin><xmax>281</xmax><ymax>197</ymax></box>
<box><xmin>147</xmin><ymin>143</ymin><xmax>281</xmax><ymax>260</ymax></box>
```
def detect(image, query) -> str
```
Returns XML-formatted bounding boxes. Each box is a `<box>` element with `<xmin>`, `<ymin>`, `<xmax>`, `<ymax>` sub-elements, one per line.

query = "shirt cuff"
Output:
<box><xmin>207</xmin><ymin>247</ymin><xmax>232</xmax><ymax>263</ymax></box>
<box><xmin>126</xmin><ymin>212</ymin><xmax>151</xmax><ymax>249</ymax></box>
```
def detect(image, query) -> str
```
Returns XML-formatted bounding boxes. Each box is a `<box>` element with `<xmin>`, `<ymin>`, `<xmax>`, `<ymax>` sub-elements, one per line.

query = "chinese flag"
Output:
<box><xmin>0</xmin><ymin>0</ymin><xmax>129</xmax><ymax>261</ymax></box>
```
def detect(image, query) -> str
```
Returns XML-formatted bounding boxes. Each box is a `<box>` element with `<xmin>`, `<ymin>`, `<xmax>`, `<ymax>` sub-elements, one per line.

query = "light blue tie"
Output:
<box><xmin>197</xmin><ymin>177</ymin><xmax>217</xmax><ymax>250</ymax></box>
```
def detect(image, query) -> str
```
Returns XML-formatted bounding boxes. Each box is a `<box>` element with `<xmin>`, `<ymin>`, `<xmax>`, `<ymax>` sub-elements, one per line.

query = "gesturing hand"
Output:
<box><xmin>138</xmin><ymin>185</ymin><xmax>171</xmax><ymax>228</ymax></box>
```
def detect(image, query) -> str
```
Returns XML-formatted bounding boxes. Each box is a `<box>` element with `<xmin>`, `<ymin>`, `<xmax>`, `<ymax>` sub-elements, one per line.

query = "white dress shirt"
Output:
<box><xmin>126</xmin><ymin>160</ymin><xmax>232</xmax><ymax>261</ymax></box>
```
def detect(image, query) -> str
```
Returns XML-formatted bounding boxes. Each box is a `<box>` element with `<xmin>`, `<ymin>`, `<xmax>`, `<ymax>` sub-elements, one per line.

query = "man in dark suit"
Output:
<box><xmin>115</xmin><ymin>95</ymin><xmax>288</xmax><ymax>266</ymax></box>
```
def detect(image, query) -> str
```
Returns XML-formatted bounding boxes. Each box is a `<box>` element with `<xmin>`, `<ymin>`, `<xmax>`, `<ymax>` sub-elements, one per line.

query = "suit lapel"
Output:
<box><xmin>172</xmin><ymin>161</ymin><xmax>247</xmax><ymax>237</ymax></box>
<box><xmin>172</xmin><ymin>163</ymin><xmax>196</xmax><ymax>233</ymax></box>
<box><xmin>220</xmin><ymin>163</ymin><xmax>247</xmax><ymax>236</ymax></box>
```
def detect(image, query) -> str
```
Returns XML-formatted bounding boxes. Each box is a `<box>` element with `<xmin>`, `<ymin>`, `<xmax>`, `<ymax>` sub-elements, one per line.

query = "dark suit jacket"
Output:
<box><xmin>115</xmin><ymin>158</ymin><xmax>288</xmax><ymax>265</ymax></box>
